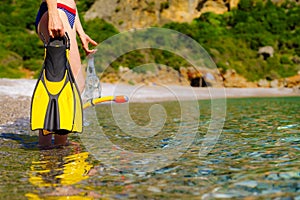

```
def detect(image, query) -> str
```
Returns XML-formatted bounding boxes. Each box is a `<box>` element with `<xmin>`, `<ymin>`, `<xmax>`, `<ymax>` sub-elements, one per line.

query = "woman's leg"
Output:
<box><xmin>38</xmin><ymin>131</ymin><xmax>68</xmax><ymax>147</ymax></box>
<box><xmin>54</xmin><ymin>134</ymin><xmax>68</xmax><ymax>146</ymax></box>
<box><xmin>38</xmin><ymin>130</ymin><xmax>52</xmax><ymax>147</ymax></box>
<box><xmin>37</xmin><ymin>9</ymin><xmax>84</xmax><ymax>146</ymax></box>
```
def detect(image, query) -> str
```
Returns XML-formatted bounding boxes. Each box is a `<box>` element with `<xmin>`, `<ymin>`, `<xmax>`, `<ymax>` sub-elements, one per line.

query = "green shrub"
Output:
<box><xmin>84</xmin><ymin>18</ymin><xmax>119</xmax><ymax>43</ymax></box>
<box><xmin>0</xmin><ymin>48</ymin><xmax>24</xmax><ymax>78</ymax></box>
<box><xmin>280</xmin><ymin>55</ymin><xmax>292</xmax><ymax>65</ymax></box>
<box><xmin>23</xmin><ymin>59</ymin><xmax>43</xmax><ymax>73</ymax></box>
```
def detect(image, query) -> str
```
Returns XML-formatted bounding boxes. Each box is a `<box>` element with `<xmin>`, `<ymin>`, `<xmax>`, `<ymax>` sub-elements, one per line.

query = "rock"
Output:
<box><xmin>258</xmin><ymin>79</ymin><xmax>270</xmax><ymax>88</ymax></box>
<box><xmin>102</xmin><ymin>65</ymin><xmax>245</xmax><ymax>87</ymax></box>
<box><xmin>104</xmin><ymin>64</ymin><xmax>190</xmax><ymax>86</ymax></box>
<box><xmin>292</xmin><ymin>86</ymin><xmax>300</xmax><ymax>94</ymax></box>
<box><xmin>101</xmin><ymin>66</ymin><xmax>272</xmax><ymax>88</ymax></box>
<box><xmin>147</xmin><ymin>186</ymin><xmax>162</xmax><ymax>193</ymax></box>
<box><xmin>119</xmin><ymin>66</ymin><xmax>130</xmax><ymax>73</ymax></box>
<box><xmin>199</xmin><ymin>0</ymin><xmax>229</xmax><ymax>14</ymax></box>
<box><xmin>204</xmin><ymin>72</ymin><xmax>215</xmax><ymax>81</ymax></box>
<box><xmin>284</xmin><ymin>74</ymin><xmax>300</xmax><ymax>88</ymax></box>
<box><xmin>223</xmin><ymin>69</ymin><xmax>256</xmax><ymax>88</ymax></box>
<box><xmin>186</xmin><ymin>67</ymin><xmax>207</xmax><ymax>87</ymax></box>
<box><xmin>85</xmin><ymin>0</ymin><xmax>240</xmax><ymax>31</ymax></box>
<box><xmin>258</xmin><ymin>46</ymin><xmax>274</xmax><ymax>60</ymax></box>
<box><xmin>270</xmin><ymin>79</ymin><xmax>279</xmax><ymax>88</ymax></box>
<box><xmin>85</xmin><ymin>0</ymin><xmax>300</xmax><ymax>31</ymax></box>
<box><xmin>234</xmin><ymin>180</ymin><xmax>258</xmax><ymax>188</ymax></box>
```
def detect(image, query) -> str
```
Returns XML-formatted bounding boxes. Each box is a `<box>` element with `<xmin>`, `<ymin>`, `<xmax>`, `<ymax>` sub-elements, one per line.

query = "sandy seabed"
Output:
<box><xmin>0</xmin><ymin>78</ymin><xmax>299</xmax><ymax>126</ymax></box>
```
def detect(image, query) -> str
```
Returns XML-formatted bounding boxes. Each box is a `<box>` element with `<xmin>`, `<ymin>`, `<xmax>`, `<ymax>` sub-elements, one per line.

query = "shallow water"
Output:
<box><xmin>0</xmin><ymin>97</ymin><xmax>299</xmax><ymax>199</ymax></box>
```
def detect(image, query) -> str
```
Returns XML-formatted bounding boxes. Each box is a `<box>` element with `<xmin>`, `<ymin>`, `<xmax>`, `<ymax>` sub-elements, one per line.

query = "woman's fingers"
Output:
<box><xmin>81</xmin><ymin>34</ymin><xmax>98</xmax><ymax>55</ymax></box>
<box><xmin>48</xmin><ymin>14</ymin><xmax>65</xmax><ymax>38</ymax></box>
<box><xmin>49</xmin><ymin>27</ymin><xmax>65</xmax><ymax>38</ymax></box>
<box><xmin>89</xmin><ymin>38</ymin><xmax>98</xmax><ymax>46</ymax></box>
<box><xmin>86</xmin><ymin>48</ymin><xmax>97</xmax><ymax>56</ymax></box>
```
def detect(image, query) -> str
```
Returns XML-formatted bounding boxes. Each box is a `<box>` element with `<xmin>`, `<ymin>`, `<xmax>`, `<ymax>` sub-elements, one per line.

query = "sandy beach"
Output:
<box><xmin>0</xmin><ymin>78</ymin><xmax>299</xmax><ymax>126</ymax></box>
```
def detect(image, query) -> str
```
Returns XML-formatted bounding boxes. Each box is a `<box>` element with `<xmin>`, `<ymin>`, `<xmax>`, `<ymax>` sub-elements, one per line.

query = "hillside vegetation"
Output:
<box><xmin>168</xmin><ymin>0</ymin><xmax>300</xmax><ymax>81</ymax></box>
<box><xmin>0</xmin><ymin>0</ymin><xmax>299</xmax><ymax>81</ymax></box>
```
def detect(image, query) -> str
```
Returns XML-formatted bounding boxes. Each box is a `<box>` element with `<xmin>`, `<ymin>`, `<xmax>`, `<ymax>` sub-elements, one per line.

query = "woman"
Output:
<box><xmin>35</xmin><ymin>0</ymin><xmax>98</xmax><ymax>147</ymax></box>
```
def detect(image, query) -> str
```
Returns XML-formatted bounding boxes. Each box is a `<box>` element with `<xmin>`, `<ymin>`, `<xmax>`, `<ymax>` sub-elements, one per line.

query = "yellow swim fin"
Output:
<box><xmin>30</xmin><ymin>34</ymin><xmax>83</xmax><ymax>135</ymax></box>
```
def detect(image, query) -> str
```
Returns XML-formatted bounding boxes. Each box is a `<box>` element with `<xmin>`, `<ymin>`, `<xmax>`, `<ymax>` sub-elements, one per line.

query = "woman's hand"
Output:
<box><xmin>48</xmin><ymin>11</ymin><xmax>65</xmax><ymax>38</ymax></box>
<box><xmin>79</xmin><ymin>33</ymin><xmax>98</xmax><ymax>55</ymax></box>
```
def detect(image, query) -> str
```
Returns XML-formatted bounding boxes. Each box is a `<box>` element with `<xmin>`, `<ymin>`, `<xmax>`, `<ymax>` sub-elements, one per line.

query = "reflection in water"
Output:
<box><xmin>26</xmin><ymin>144</ymin><xmax>94</xmax><ymax>199</ymax></box>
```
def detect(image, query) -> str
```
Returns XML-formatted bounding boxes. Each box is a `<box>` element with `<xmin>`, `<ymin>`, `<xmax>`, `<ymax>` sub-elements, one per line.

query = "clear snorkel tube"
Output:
<box><xmin>82</xmin><ymin>54</ymin><xmax>102</xmax><ymax>102</ymax></box>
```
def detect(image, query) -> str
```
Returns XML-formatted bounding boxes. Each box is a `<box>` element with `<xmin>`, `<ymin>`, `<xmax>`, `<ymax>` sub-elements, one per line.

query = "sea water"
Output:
<box><xmin>0</xmin><ymin>97</ymin><xmax>299</xmax><ymax>199</ymax></box>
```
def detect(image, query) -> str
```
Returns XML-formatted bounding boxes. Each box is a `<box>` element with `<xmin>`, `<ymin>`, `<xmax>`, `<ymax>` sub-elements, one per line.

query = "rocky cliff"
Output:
<box><xmin>84</xmin><ymin>0</ymin><xmax>240</xmax><ymax>31</ymax></box>
<box><xmin>85</xmin><ymin>0</ymin><xmax>300</xmax><ymax>89</ymax></box>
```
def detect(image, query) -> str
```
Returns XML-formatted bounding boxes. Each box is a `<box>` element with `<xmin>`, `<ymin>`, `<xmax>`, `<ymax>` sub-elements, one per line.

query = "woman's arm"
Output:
<box><xmin>75</xmin><ymin>9</ymin><xmax>98</xmax><ymax>55</ymax></box>
<box><xmin>46</xmin><ymin>0</ymin><xmax>65</xmax><ymax>38</ymax></box>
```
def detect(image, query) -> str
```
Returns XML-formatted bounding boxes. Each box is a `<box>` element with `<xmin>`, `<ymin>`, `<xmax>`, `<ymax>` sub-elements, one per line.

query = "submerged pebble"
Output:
<box><xmin>147</xmin><ymin>186</ymin><xmax>162</xmax><ymax>193</ymax></box>
<box><xmin>234</xmin><ymin>180</ymin><xmax>258</xmax><ymax>188</ymax></box>
<box><xmin>0</xmin><ymin>97</ymin><xmax>299</xmax><ymax>199</ymax></box>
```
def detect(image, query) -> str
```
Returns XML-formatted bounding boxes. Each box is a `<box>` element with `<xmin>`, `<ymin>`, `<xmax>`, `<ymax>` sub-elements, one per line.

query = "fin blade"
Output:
<box><xmin>43</xmin><ymin>99</ymin><xmax>60</xmax><ymax>131</ymax></box>
<box><xmin>31</xmin><ymin>79</ymin><xmax>50</xmax><ymax>130</ymax></box>
<box><xmin>58</xmin><ymin>81</ymin><xmax>74</xmax><ymax>131</ymax></box>
<box><xmin>72</xmin><ymin>82</ymin><xmax>83</xmax><ymax>132</ymax></box>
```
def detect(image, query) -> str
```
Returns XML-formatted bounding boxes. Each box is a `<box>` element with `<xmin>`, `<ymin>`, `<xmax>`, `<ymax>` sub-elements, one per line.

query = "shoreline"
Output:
<box><xmin>0</xmin><ymin>78</ymin><xmax>299</xmax><ymax>128</ymax></box>
<box><xmin>0</xmin><ymin>78</ymin><xmax>299</xmax><ymax>101</ymax></box>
